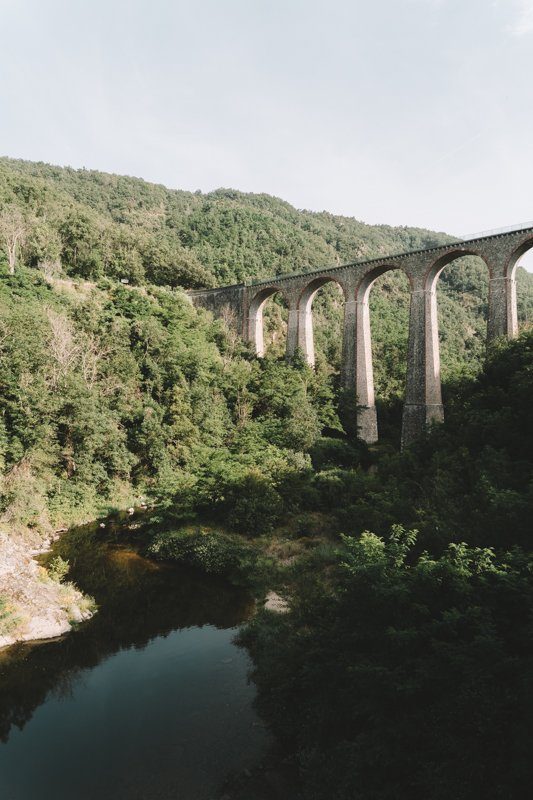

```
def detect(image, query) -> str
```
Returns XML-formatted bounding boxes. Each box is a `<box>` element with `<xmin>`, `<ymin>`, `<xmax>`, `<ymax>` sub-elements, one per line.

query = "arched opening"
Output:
<box><xmin>402</xmin><ymin>245</ymin><xmax>526</xmax><ymax>448</ymax></box>
<box><xmin>508</xmin><ymin>238</ymin><xmax>533</xmax><ymax>331</ymax></box>
<box><xmin>355</xmin><ymin>266</ymin><xmax>411</xmax><ymax>445</ymax></box>
<box><xmin>297</xmin><ymin>277</ymin><xmax>346</xmax><ymax>368</ymax></box>
<box><xmin>426</xmin><ymin>251</ymin><xmax>490</xmax><ymax>384</ymax></box>
<box><xmin>368</xmin><ymin>268</ymin><xmax>411</xmax><ymax>443</ymax></box>
<box><xmin>247</xmin><ymin>286</ymin><xmax>289</xmax><ymax>358</ymax></box>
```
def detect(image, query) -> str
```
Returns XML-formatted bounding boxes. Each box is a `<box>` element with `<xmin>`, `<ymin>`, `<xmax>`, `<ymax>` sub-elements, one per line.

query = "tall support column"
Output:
<box><xmin>247</xmin><ymin>303</ymin><xmax>265</xmax><ymax>357</ymax></box>
<box><xmin>286</xmin><ymin>298</ymin><xmax>299</xmax><ymax>360</ymax></box>
<box><xmin>354</xmin><ymin>295</ymin><xmax>378</xmax><ymax>443</ymax></box>
<box><xmin>488</xmin><ymin>276</ymin><xmax>518</xmax><ymax>341</ymax></box>
<box><xmin>297</xmin><ymin>297</ymin><xmax>315</xmax><ymax>365</ymax></box>
<box><xmin>341</xmin><ymin>298</ymin><xmax>357</xmax><ymax>390</ymax></box>
<box><xmin>401</xmin><ymin>287</ymin><xmax>444</xmax><ymax>448</ymax></box>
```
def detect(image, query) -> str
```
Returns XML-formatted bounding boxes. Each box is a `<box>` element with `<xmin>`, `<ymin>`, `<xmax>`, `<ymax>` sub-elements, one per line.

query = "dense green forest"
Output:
<box><xmin>1</xmin><ymin>156</ymin><xmax>532</xmax><ymax>401</ymax></box>
<box><xmin>240</xmin><ymin>333</ymin><xmax>533</xmax><ymax>799</ymax></box>
<box><xmin>0</xmin><ymin>267</ymin><xmax>328</xmax><ymax>544</ymax></box>
<box><xmin>1</xmin><ymin>159</ymin><xmax>532</xmax><ymax>798</ymax></box>
<box><xmin>1</xmin><ymin>157</ymin><xmax>531</xmax><ymax>543</ymax></box>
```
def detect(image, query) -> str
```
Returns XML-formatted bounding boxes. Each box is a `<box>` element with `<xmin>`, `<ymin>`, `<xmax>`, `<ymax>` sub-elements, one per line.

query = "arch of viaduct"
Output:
<box><xmin>188</xmin><ymin>226</ymin><xmax>533</xmax><ymax>447</ymax></box>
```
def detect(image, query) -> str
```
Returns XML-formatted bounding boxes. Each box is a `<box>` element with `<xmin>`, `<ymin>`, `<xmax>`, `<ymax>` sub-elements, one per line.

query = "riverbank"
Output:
<box><xmin>0</xmin><ymin>512</ymin><xmax>331</xmax><ymax>799</ymax></box>
<box><xmin>0</xmin><ymin>499</ymin><xmax>337</xmax><ymax>654</ymax></box>
<box><xmin>144</xmin><ymin>512</ymin><xmax>339</xmax><ymax>600</ymax></box>
<box><xmin>0</xmin><ymin>525</ymin><xmax>270</xmax><ymax>799</ymax></box>
<box><xmin>0</xmin><ymin>479</ymin><xmax>140</xmax><ymax>650</ymax></box>
<box><xmin>0</xmin><ymin>532</ymin><xmax>95</xmax><ymax>648</ymax></box>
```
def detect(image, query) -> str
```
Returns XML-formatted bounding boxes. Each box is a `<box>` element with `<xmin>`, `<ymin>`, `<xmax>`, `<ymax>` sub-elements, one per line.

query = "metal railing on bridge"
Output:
<box><xmin>459</xmin><ymin>221</ymin><xmax>533</xmax><ymax>241</ymax></box>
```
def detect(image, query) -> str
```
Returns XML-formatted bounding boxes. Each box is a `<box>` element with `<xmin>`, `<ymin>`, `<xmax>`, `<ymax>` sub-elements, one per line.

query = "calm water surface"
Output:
<box><xmin>0</xmin><ymin>521</ymin><xmax>269</xmax><ymax>800</ymax></box>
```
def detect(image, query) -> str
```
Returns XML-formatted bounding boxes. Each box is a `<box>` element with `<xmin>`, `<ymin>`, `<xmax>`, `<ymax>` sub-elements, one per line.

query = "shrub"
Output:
<box><xmin>147</xmin><ymin>528</ymin><xmax>254</xmax><ymax>576</ymax></box>
<box><xmin>241</xmin><ymin>528</ymin><xmax>533</xmax><ymax>799</ymax></box>
<box><xmin>224</xmin><ymin>471</ymin><xmax>283</xmax><ymax>535</ymax></box>
<box><xmin>47</xmin><ymin>555</ymin><xmax>70</xmax><ymax>583</ymax></box>
<box><xmin>0</xmin><ymin>595</ymin><xmax>20</xmax><ymax>637</ymax></box>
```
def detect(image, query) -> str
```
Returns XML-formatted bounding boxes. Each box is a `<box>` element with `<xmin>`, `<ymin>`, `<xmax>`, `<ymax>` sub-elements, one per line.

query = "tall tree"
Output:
<box><xmin>0</xmin><ymin>206</ymin><xmax>28</xmax><ymax>274</ymax></box>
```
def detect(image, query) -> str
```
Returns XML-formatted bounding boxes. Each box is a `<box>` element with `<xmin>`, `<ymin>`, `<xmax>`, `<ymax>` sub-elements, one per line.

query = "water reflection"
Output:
<box><xmin>0</xmin><ymin>523</ymin><xmax>266</xmax><ymax>800</ymax></box>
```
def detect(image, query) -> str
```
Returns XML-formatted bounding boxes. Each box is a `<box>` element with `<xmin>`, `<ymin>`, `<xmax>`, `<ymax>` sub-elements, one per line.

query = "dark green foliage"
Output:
<box><xmin>310</xmin><ymin>437</ymin><xmax>364</xmax><ymax>471</ymax></box>
<box><xmin>261</xmin><ymin>331</ymin><xmax>533</xmax><ymax>553</ymax></box>
<box><xmin>142</xmin><ymin>234</ymin><xmax>213</xmax><ymax>288</ymax></box>
<box><xmin>242</xmin><ymin>529</ymin><xmax>533</xmax><ymax>799</ymax></box>
<box><xmin>1</xmin><ymin>157</ymin><xmax>455</xmax><ymax>290</ymax></box>
<box><xmin>1</xmin><ymin>157</ymin><xmax>533</xmax><ymax>799</ymax></box>
<box><xmin>1</xmin><ymin>155</ymin><xmax>531</xmax><ymax>407</ymax></box>
<box><xmin>396</xmin><ymin>331</ymin><xmax>533</xmax><ymax>551</ymax></box>
<box><xmin>59</xmin><ymin>211</ymin><xmax>105</xmax><ymax>279</ymax></box>
<box><xmin>148</xmin><ymin>529</ymin><xmax>252</xmax><ymax>576</ymax></box>
<box><xmin>240</xmin><ymin>333</ymin><xmax>533</xmax><ymax>799</ymax></box>
<box><xmin>223</xmin><ymin>472</ymin><xmax>283</xmax><ymax>535</ymax></box>
<box><xmin>146</xmin><ymin>526</ymin><xmax>279</xmax><ymax>591</ymax></box>
<box><xmin>0</xmin><ymin>265</ymin><xmax>323</xmax><ymax>535</ymax></box>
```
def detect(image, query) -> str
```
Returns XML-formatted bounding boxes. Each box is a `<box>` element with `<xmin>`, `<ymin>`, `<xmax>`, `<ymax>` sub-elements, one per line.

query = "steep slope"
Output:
<box><xmin>0</xmin><ymin>268</ymin><xmax>325</xmax><ymax>548</ymax></box>
<box><xmin>0</xmin><ymin>159</ymin><xmax>532</xmax><ymax>652</ymax></box>
<box><xmin>0</xmin><ymin>265</ymin><xmax>326</xmax><ymax>643</ymax></box>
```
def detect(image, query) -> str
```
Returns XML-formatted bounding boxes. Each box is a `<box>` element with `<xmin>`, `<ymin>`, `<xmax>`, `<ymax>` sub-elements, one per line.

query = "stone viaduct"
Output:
<box><xmin>188</xmin><ymin>225</ymin><xmax>533</xmax><ymax>447</ymax></box>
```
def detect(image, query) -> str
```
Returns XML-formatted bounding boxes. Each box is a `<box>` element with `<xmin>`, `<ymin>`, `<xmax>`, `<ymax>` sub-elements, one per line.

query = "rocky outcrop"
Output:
<box><xmin>263</xmin><ymin>591</ymin><xmax>289</xmax><ymax>614</ymax></box>
<box><xmin>0</xmin><ymin>532</ymin><xmax>94</xmax><ymax>649</ymax></box>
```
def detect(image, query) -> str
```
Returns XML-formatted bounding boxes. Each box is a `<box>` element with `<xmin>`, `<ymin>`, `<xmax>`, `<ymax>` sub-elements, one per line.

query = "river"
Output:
<box><xmin>0</xmin><ymin>520</ymin><xmax>270</xmax><ymax>799</ymax></box>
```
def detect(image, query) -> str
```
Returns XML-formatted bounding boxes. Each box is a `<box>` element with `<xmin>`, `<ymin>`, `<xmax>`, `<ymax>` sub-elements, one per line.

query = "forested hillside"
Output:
<box><xmin>0</xmin><ymin>156</ymin><xmax>456</xmax><ymax>287</ymax></box>
<box><xmin>0</xmin><ymin>269</ymin><xmax>328</xmax><ymax>547</ymax></box>
<box><xmin>1</xmin><ymin>160</ymin><xmax>533</xmax><ymax>796</ymax></box>
<box><xmin>1</xmin><ymin>156</ymin><xmax>532</xmax><ymax>399</ymax></box>
<box><xmin>1</xmin><ymin>157</ymin><xmax>532</xmax><ymax>539</ymax></box>
<box><xmin>240</xmin><ymin>330</ymin><xmax>533</xmax><ymax>800</ymax></box>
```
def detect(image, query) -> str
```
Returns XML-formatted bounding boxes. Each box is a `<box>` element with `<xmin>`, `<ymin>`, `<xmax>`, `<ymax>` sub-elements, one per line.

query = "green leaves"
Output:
<box><xmin>0</xmin><ymin>262</ymin><xmax>330</xmax><ymax>537</ymax></box>
<box><xmin>47</xmin><ymin>555</ymin><xmax>69</xmax><ymax>583</ymax></box>
<box><xmin>243</xmin><ymin>530</ymin><xmax>533</xmax><ymax>799</ymax></box>
<box><xmin>149</xmin><ymin>528</ymin><xmax>247</xmax><ymax>573</ymax></box>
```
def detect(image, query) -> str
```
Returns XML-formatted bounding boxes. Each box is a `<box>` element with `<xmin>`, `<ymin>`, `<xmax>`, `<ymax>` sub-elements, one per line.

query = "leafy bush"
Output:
<box><xmin>310</xmin><ymin>437</ymin><xmax>363</xmax><ymax>471</ymax></box>
<box><xmin>0</xmin><ymin>595</ymin><xmax>20</xmax><ymax>637</ymax></box>
<box><xmin>0</xmin><ymin>265</ymin><xmax>322</xmax><ymax>540</ymax></box>
<box><xmin>242</xmin><ymin>527</ymin><xmax>533</xmax><ymax>800</ymax></box>
<box><xmin>147</xmin><ymin>528</ymin><xmax>255</xmax><ymax>576</ymax></box>
<box><xmin>47</xmin><ymin>555</ymin><xmax>69</xmax><ymax>583</ymax></box>
<box><xmin>224</xmin><ymin>472</ymin><xmax>283</xmax><ymax>535</ymax></box>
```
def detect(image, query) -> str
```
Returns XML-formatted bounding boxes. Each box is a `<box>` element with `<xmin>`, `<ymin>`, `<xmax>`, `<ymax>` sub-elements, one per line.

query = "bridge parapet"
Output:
<box><xmin>187</xmin><ymin>283</ymin><xmax>248</xmax><ymax>338</ymax></box>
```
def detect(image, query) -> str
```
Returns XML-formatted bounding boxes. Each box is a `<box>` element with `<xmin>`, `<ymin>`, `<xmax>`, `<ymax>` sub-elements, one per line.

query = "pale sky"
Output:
<box><xmin>0</xmin><ymin>0</ymin><xmax>532</xmax><ymax>268</ymax></box>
